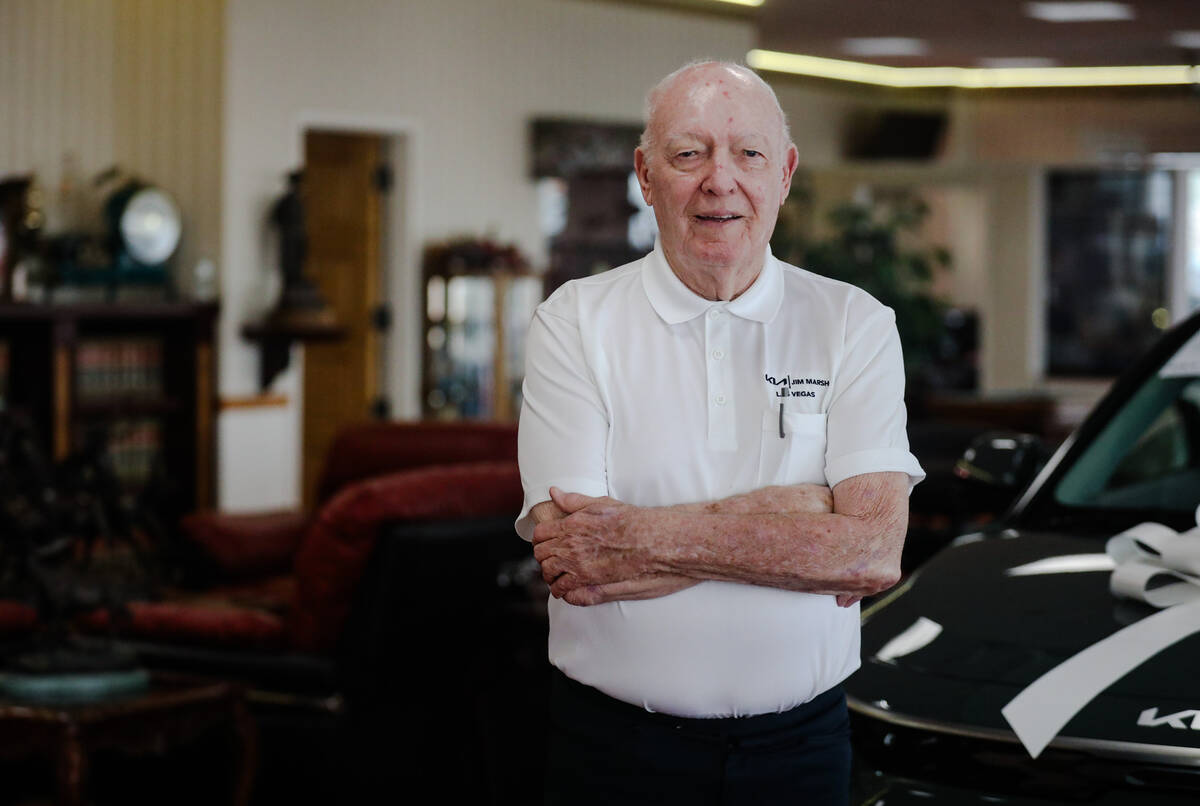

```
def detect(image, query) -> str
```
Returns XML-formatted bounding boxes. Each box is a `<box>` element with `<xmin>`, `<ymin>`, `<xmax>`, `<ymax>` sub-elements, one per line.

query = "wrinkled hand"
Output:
<box><xmin>532</xmin><ymin>487</ymin><xmax>668</xmax><ymax>604</ymax></box>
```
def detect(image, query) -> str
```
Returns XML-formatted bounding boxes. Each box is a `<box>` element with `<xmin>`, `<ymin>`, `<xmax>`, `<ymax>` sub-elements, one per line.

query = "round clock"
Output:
<box><xmin>118</xmin><ymin>187</ymin><xmax>181</xmax><ymax>266</ymax></box>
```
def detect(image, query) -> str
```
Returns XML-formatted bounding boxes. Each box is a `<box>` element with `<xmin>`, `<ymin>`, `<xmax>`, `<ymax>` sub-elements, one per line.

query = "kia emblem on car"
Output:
<box><xmin>1137</xmin><ymin>708</ymin><xmax>1200</xmax><ymax>731</ymax></box>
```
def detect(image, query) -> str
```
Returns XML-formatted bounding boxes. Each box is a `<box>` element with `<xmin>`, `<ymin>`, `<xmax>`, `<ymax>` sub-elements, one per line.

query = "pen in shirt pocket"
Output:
<box><xmin>779</xmin><ymin>402</ymin><xmax>785</xmax><ymax>438</ymax></box>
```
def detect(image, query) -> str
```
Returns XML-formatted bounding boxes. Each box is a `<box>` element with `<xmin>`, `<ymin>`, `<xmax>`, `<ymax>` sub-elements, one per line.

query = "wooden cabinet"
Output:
<box><xmin>0</xmin><ymin>302</ymin><xmax>217</xmax><ymax>512</ymax></box>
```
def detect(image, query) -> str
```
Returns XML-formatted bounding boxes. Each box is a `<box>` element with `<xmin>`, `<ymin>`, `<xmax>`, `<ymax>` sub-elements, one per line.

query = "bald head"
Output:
<box><xmin>631</xmin><ymin>59</ymin><xmax>800</xmax><ymax>302</ymax></box>
<box><xmin>639</xmin><ymin>61</ymin><xmax>792</xmax><ymax>162</ymax></box>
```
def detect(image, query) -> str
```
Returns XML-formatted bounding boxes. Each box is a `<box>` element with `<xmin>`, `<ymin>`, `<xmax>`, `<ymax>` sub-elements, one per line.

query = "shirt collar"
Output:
<box><xmin>641</xmin><ymin>240</ymin><xmax>784</xmax><ymax>325</ymax></box>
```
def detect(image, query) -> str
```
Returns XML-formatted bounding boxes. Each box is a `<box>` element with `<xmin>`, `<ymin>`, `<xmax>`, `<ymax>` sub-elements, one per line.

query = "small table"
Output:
<box><xmin>0</xmin><ymin>672</ymin><xmax>257</xmax><ymax>806</ymax></box>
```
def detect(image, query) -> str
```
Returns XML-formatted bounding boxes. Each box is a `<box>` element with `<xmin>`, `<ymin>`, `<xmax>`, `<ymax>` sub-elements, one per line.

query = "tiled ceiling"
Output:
<box><xmin>754</xmin><ymin>0</ymin><xmax>1200</xmax><ymax>68</ymax></box>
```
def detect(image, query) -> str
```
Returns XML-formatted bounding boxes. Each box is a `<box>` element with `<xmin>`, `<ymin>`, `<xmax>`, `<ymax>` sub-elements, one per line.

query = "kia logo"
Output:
<box><xmin>1138</xmin><ymin>708</ymin><xmax>1200</xmax><ymax>731</ymax></box>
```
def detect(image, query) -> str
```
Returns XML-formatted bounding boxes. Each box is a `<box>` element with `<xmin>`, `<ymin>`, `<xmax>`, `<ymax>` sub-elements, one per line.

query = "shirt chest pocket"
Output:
<box><xmin>758</xmin><ymin>407</ymin><xmax>827</xmax><ymax>486</ymax></box>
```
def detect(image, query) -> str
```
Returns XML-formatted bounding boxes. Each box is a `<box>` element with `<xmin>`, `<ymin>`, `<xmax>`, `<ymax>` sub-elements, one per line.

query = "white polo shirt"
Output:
<box><xmin>516</xmin><ymin>242</ymin><xmax>924</xmax><ymax>718</ymax></box>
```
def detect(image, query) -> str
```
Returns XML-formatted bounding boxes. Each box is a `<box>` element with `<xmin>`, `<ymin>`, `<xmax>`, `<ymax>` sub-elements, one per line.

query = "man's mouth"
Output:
<box><xmin>694</xmin><ymin>214</ymin><xmax>743</xmax><ymax>222</ymax></box>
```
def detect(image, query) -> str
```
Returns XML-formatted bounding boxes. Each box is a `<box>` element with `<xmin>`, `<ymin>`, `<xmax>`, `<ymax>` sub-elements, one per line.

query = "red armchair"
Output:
<box><xmin>1</xmin><ymin>420</ymin><xmax>545</xmax><ymax>801</ymax></box>
<box><xmin>87</xmin><ymin>420</ymin><xmax>524</xmax><ymax>656</ymax></box>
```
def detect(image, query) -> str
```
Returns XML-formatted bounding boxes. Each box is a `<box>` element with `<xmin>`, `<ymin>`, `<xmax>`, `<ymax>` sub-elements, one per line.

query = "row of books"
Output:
<box><xmin>75</xmin><ymin>338</ymin><xmax>164</xmax><ymax>402</ymax></box>
<box><xmin>90</xmin><ymin>419</ymin><xmax>162</xmax><ymax>488</ymax></box>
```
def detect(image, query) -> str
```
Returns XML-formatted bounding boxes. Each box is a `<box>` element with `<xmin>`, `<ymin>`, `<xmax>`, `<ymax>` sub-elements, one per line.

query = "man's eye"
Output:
<box><xmin>676</xmin><ymin>151</ymin><xmax>698</xmax><ymax>159</ymax></box>
<box><xmin>744</xmin><ymin>149</ymin><xmax>762</xmax><ymax>158</ymax></box>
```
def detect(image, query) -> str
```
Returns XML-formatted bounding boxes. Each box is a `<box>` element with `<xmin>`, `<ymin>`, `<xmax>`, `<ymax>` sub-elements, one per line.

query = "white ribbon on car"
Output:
<box><xmin>1002</xmin><ymin>512</ymin><xmax>1200</xmax><ymax>759</ymax></box>
<box><xmin>1107</xmin><ymin>521</ymin><xmax>1200</xmax><ymax>607</ymax></box>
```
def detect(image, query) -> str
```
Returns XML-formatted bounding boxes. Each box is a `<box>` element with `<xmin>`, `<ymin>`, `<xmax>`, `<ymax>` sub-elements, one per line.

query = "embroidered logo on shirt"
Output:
<box><xmin>765</xmin><ymin>373</ymin><xmax>830</xmax><ymax>398</ymax></box>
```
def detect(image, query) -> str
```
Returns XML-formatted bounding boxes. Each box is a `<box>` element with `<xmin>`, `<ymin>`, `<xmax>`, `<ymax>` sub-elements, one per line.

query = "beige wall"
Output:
<box><xmin>774</xmin><ymin>81</ymin><xmax>957</xmax><ymax>170</ymax></box>
<box><xmin>971</xmin><ymin>89</ymin><xmax>1200</xmax><ymax>164</ymax></box>
<box><xmin>0</xmin><ymin>0</ymin><xmax>224</xmax><ymax>295</ymax></box>
<box><xmin>979</xmin><ymin>168</ymin><xmax>1044</xmax><ymax>391</ymax></box>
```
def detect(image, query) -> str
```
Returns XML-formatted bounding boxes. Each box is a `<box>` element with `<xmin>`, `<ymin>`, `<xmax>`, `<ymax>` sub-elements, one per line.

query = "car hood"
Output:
<box><xmin>848</xmin><ymin>529</ymin><xmax>1200</xmax><ymax>760</ymax></box>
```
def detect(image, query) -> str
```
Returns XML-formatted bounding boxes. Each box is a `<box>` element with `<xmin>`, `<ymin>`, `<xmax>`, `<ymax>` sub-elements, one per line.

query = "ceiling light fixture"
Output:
<box><xmin>747</xmin><ymin>48</ymin><xmax>1198</xmax><ymax>88</ymax></box>
<box><xmin>841</xmin><ymin>37</ymin><xmax>928</xmax><ymax>58</ymax></box>
<box><xmin>1024</xmin><ymin>2</ymin><xmax>1134</xmax><ymax>22</ymax></box>
<box><xmin>711</xmin><ymin>0</ymin><xmax>764</xmax><ymax>6</ymax></box>
<box><xmin>1169</xmin><ymin>31</ymin><xmax>1200</xmax><ymax>50</ymax></box>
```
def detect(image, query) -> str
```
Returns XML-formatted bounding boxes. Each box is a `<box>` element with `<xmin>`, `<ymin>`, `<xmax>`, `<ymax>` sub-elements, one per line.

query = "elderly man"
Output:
<box><xmin>516</xmin><ymin>61</ymin><xmax>924</xmax><ymax>805</ymax></box>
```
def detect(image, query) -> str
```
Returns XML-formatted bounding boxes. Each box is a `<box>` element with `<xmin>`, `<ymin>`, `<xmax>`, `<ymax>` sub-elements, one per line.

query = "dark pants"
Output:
<box><xmin>545</xmin><ymin>668</ymin><xmax>851</xmax><ymax>806</ymax></box>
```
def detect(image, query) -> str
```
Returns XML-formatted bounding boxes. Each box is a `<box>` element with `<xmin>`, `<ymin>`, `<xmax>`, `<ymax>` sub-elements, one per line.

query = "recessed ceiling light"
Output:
<box><xmin>711</xmin><ymin>0</ymin><xmax>763</xmax><ymax>6</ymax></box>
<box><xmin>840</xmin><ymin>37</ymin><xmax>928</xmax><ymax>58</ymax></box>
<box><xmin>1024</xmin><ymin>2</ymin><xmax>1134</xmax><ymax>22</ymax></box>
<box><xmin>746</xmin><ymin>48</ymin><xmax>1198</xmax><ymax>88</ymax></box>
<box><xmin>977</xmin><ymin>57</ymin><xmax>1058</xmax><ymax>68</ymax></box>
<box><xmin>1168</xmin><ymin>31</ymin><xmax>1200</xmax><ymax>50</ymax></box>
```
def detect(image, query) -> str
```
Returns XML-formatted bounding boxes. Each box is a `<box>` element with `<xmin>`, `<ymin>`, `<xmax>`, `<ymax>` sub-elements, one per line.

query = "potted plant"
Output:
<box><xmin>772</xmin><ymin>188</ymin><xmax>952</xmax><ymax>400</ymax></box>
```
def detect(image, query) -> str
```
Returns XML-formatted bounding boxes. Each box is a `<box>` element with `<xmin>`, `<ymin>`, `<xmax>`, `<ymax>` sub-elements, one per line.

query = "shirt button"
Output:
<box><xmin>714</xmin><ymin>394</ymin><xmax>727</xmax><ymax>406</ymax></box>
<box><xmin>711</xmin><ymin>349</ymin><xmax>725</xmax><ymax>361</ymax></box>
<box><xmin>708</xmin><ymin>309</ymin><xmax>722</xmax><ymax>320</ymax></box>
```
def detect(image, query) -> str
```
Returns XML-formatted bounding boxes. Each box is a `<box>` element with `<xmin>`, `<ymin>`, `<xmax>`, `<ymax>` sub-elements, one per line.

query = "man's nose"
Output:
<box><xmin>699</xmin><ymin>153</ymin><xmax>736</xmax><ymax>195</ymax></box>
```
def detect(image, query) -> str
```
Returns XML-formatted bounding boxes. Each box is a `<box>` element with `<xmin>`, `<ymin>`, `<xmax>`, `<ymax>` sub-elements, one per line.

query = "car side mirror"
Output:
<box><xmin>954</xmin><ymin>431</ymin><xmax>1050</xmax><ymax>492</ymax></box>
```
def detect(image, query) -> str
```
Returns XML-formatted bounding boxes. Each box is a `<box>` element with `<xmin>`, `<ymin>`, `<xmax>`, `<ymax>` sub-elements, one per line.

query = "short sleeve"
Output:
<box><xmin>824</xmin><ymin>306</ymin><xmax>925</xmax><ymax>491</ymax></box>
<box><xmin>515</xmin><ymin>304</ymin><xmax>610</xmax><ymax>540</ymax></box>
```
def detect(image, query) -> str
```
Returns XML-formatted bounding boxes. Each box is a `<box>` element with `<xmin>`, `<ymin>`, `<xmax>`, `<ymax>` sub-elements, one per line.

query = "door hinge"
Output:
<box><xmin>373</xmin><ymin>163</ymin><xmax>393</xmax><ymax>193</ymax></box>
<box><xmin>370</xmin><ymin>396</ymin><xmax>391</xmax><ymax>420</ymax></box>
<box><xmin>371</xmin><ymin>303</ymin><xmax>392</xmax><ymax>332</ymax></box>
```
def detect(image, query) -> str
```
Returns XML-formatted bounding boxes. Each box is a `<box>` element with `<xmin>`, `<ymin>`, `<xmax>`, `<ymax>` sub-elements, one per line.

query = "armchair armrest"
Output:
<box><xmin>180</xmin><ymin>509</ymin><xmax>310</xmax><ymax>578</ymax></box>
<box><xmin>314</xmin><ymin>421</ymin><xmax>518</xmax><ymax>505</ymax></box>
<box><xmin>290</xmin><ymin>461</ymin><xmax>523</xmax><ymax>652</ymax></box>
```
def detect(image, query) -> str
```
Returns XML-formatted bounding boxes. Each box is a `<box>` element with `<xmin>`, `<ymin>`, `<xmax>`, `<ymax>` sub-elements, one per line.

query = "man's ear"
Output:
<box><xmin>779</xmin><ymin>143</ymin><xmax>799</xmax><ymax>204</ymax></box>
<box><xmin>634</xmin><ymin>147</ymin><xmax>653</xmax><ymax>206</ymax></box>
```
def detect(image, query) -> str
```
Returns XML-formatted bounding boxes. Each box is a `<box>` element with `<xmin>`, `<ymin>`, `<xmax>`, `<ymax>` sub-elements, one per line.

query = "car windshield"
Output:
<box><xmin>1055</xmin><ymin>331</ymin><xmax>1200</xmax><ymax>514</ymax></box>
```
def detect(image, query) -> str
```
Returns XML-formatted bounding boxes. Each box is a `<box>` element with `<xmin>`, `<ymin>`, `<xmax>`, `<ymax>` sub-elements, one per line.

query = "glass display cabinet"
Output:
<box><xmin>421</xmin><ymin>240</ymin><xmax>541</xmax><ymax>421</ymax></box>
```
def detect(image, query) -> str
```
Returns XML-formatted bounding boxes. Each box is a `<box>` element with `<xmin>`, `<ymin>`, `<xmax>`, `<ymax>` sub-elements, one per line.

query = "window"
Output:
<box><xmin>1055</xmin><ymin>369</ymin><xmax>1200</xmax><ymax>513</ymax></box>
<box><xmin>1045</xmin><ymin>170</ymin><xmax>1172</xmax><ymax>376</ymax></box>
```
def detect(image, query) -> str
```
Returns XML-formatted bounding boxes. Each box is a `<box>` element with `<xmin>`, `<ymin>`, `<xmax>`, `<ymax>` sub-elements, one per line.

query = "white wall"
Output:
<box><xmin>219</xmin><ymin>0</ymin><xmax>754</xmax><ymax>510</ymax></box>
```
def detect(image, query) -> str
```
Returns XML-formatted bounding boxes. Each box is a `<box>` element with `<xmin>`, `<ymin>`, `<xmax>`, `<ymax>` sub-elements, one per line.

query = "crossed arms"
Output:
<box><xmin>520</xmin><ymin>295</ymin><xmax>917</xmax><ymax>608</ymax></box>
<box><xmin>529</xmin><ymin>471</ymin><xmax>909</xmax><ymax>607</ymax></box>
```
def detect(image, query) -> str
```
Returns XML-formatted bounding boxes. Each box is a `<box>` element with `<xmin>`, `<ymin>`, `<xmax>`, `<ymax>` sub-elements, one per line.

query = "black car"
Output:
<box><xmin>849</xmin><ymin>310</ymin><xmax>1200</xmax><ymax>805</ymax></box>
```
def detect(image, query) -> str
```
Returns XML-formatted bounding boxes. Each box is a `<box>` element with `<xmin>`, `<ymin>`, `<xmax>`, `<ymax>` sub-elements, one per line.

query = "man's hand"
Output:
<box><xmin>530</xmin><ymin>499</ymin><xmax>568</xmax><ymax>525</ymax></box>
<box><xmin>532</xmin><ymin>488</ymin><xmax>669</xmax><ymax>601</ymax></box>
<box><xmin>532</xmin><ymin>489</ymin><xmax>699</xmax><ymax>605</ymax></box>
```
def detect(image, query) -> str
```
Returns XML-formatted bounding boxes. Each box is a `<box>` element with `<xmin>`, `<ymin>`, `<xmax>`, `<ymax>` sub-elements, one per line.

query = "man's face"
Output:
<box><xmin>635</xmin><ymin>66</ymin><xmax>798</xmax><ymax>292</ymax></box>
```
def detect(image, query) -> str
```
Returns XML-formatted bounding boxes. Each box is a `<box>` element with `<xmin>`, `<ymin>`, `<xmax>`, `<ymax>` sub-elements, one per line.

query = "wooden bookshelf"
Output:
<box><xmin>0</xmin><ymin>301</ymin><xmax>218</xmax><ymax>512</ymax></box>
